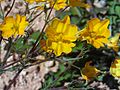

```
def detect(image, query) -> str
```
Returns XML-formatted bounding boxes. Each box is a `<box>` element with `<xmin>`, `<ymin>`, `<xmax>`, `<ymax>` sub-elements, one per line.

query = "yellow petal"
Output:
<box><xmin>107</xmin><ymin>33</ymin><xmax>120</xmax><ymax>52</ymax></box>
<box><xmin>62</xmin><ymin>42</ymin><xmax>75</xmax><ymax>53</ymax></box>
<box><xmin>63</xmin><ymin>25</ymin><xmax>78</xmax><ymax>41</ymax></box>
<box><xmin>62</xmin><ymin>15</ymin><xmax>70</xmax><ymax>24</ymax></box>
<box><xmin>25</xmin><ymin>0</ymin><xmax>35</xmax><ymax>3</ymax></box>
<box><xmin>87</xmin><ymin>18</ymin><xmax>100</xmax><ymax>31</ymax></box>
<box><xmin>51</xmin><ymin>42</ymin><xmax>62</xmax><ymax>56</ymax></box>
<box><xmin>18</xmin><ymin>16</ymin><xmax>29</xmax><ymax>35</ymax></box>
<box><xmin>50</xmin><ymin>0</ymin><xmax>67</xmax><ymax>10</ymax></box>
<box><xmin>94</xmin><ymin>19</ymin><xmax>110</xmax><ymax>34</ymax></box>
<box><xmin>81</xmin><ymin>61</ymin><xmax>100</xmax><ymax>80</ymax></box>
<box><xmin>69</xmin><ymin>0</ymin><xmax>90</xmax><ymax>8</ymax></box>
<box><xmin>93</xmin><ymin>40</ymin><xmax>104</xmax><ymax>48</ymax></box>
<box><xmin>110</xmin><ymin>59</ymin><xmax>120</xmax><ymax>78</ymax></box>
<box><xmin>110</xmin><ymin>33</ymin><xmax>120</xmax><ymax>43</ymax></box>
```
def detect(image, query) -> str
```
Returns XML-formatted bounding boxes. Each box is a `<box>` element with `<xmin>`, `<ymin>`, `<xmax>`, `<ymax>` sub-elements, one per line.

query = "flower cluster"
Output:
<box><xmin>78</xmin><ymin>18</ymin><xmax>110</xmax><ymax>48</ymax></box>
<box><xmin>0</xmin><ymin>14</ymin><xmax>29</xmax><ymax>38</ymax></box>
<box><xmin>44</xmin><ymin>15</ymin><xmax>78</xmax><ymax>56</ymax></box>
<box><xmin>1</xmin><ymin>0</ymin><xmax>119</xmax><ymax>84</ymax></box>
<box><xmin>26</xmin><ymin>0</ymin><xmax>67</xmax><ymax>10</ymax></box>
<box><xmin>25</xmin><ymin>0</ymin><xmax>90</xmax><ymax>10</ymax></box>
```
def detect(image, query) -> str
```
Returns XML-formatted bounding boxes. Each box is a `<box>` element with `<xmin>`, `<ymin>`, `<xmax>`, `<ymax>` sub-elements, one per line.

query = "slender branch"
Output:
<box><xmin>29</xmin><ymin>6</ymin><xmax>40</xmax><ymax>10</ymax></box>
<box><xmin>27</xmin><ymin>10</ymin><xmax>35</xmax><ymax>22</ymax></box>
<box><xmin>2</xmin><ymin>59</ymin><xmax>23</xmax><ymax>69</ymax></box>
<box><xmin>27</xmin><ymin>2</ymin><xmax>56</xmax><ymax>55</ymax></box>
<box><xmin>48</xmin><ymin>6</ymin><xmax>69</xmax><ymax>22</ymax></box>
<box><xmin>25</xmin><ymin>58</ymin><xmax>52</xmax><ymax>68</ymax></box>
<box><xmin>27</xmin><ymin>23</ymin><xmax>47</xmax><ymax>56</ymax></box>
<box><xmin>2</xmin><ymin>38</ymin><xmax>12</xmax><ymax>66</ymax></box>
<box><xmin>2</xmin><ymin>55</ymin><xmax>49</xmax><ymax>70</ymax></box>
<box><xmin>28</xmin><ymin>10</ymin><xmax>44</xmax><ymax>23</ymax></box>
<box><xmin>5</xmin><ymin>0</ymin><xmax>15</xmax><ymax>17</ymax></box>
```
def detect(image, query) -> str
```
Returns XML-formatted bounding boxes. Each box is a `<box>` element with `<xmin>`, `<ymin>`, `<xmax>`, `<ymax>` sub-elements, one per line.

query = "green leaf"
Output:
<box><xmin>72</xmin><ymin>42</ymin><xmax>83</xmax><ymax>52</ymax></box>
<box><xmin>13</xmin><ymin>38</ymin><xmax>30</xmax><ymax>53</ymax></box>
<box><xmin>71</xmin><ymin>16</ymin><xmax>80</xmax><ymax>24</ymax></box>
<box><xmin>30</xmin><ymin>31</ymin><xmax>40</xmax><ymax>40</ymax></box>
<box><xmin>70</xmin><ymin>7</ymin><xmax>81</xmax><ymax>16</ymax></box>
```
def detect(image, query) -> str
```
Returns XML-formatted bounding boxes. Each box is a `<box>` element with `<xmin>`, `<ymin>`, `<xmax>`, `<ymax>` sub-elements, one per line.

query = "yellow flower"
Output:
<box><xmin>25</xmin><ymin>0</ymin><xmax>35</xmax><ymax>3</ymax></box>
<box><xmin>26</xmin><ymin>0</ymin><xmax>46</xmax><ymax>3</ymax></box>
<box><xmin>107</xmin><ymin>33</ymin><xmax>120</xmax><ymax>52</ymax></box>
<box><xmin>49</xmin><ymin>0</ymin><xmax>67</xmax><ymax>10</ymax></box>
<box><xmin>36</xmin><ymin>0</ymin><xmax>46</xmax><ymax>2</ymax></box>
<box><xmin>44</xmin><ymin>15</ymin><xmax>78</xmax><ymax>56</ymax></box>
<box><xmin>110</xmin><ymin>59</ymin><xmax>120</xmax><ymax>78</ymax></box>
<box><xmin>0</xmin><ymin>14</ymin><xmax>29</xmax><ymax>38</ymax></box>
<box><xmin>68</xmin><ymin>0</ymin><xmax>90</xmax><ymax>8</ymax></box>
<box><xmin>78</xmin><ymin>18</ymin><xmax>110</xmax><ymax>48</ymax></box>
<box><xmin>81</xmin><ymin>61</ymin><xmax>100</xmax><ymax>80</ymax></box>
<box><xmin>26</xmin><ymin>0</ymin><xmax>67</xmax><ymax>10</ymax></box>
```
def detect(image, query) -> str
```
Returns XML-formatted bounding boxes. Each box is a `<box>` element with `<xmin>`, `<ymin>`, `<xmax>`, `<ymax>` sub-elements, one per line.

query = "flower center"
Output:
<box><xmin>55</xmin><ymin>33</ymin><xmax>63</xmax><ymax>42</ymax></box>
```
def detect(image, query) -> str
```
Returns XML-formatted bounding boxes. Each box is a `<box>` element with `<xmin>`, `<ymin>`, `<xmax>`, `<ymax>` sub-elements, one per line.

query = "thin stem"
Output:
<box><xmin>27</xmin><ymin>10</ymin><xmax>35</xmax><ymax>21</ymax></box>
<box><xmin>25</xmin><ymin>58</ymin><xmax>52</xmax><ymax>68</ymax></box>
<box><xmin>48</xmin><ymin>6</ymin><xmax>69</xmax><ymax>22</ymax></box>
<box><xmin>27</xmin><ymin>2</ymin><xmax>56</xmax><ymax>55</ymax></box>
<box><xmin>2</xmin><ymin>38</ymin><xmax>12</xmax><ymax>66</ymax></box>
<box><xmin>27</xmin><ymin>22</ymin><xmax>47</xmax><ymax>56</ymax></box>
<box><xmin>2</xmin><ymin>58</ymin><xmax>23</xmax><ymax>69</ymax></box>
<box><xmin>29</xmin><ymin>6</ymin><xmax>42</xmax><ymax>10</ymax></box>
<box><xmin>2</xmin><ymin>55</ymin><xmax>48</xmax><ymax>70</ymax></box>
<box><xmin>5</xmin><ymin>0</ymin><xmax>15</xmax><ymax>17</ymax></box>
<box><xmin>29</xmin><ymin>10</ymin><xmax>44</xmax><ymax>23</ymax></box>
